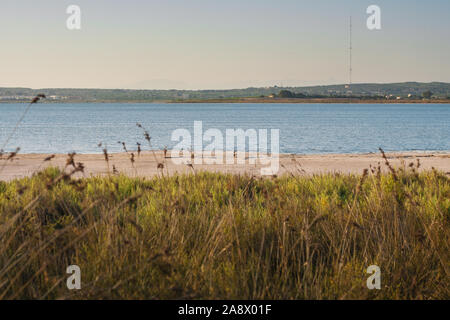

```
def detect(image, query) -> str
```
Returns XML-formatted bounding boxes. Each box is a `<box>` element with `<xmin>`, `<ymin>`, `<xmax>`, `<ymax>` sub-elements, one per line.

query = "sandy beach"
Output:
<box><xmin>1</xmin><ymin>151</ymin><xmax>449</xmax><ymax>181</ymax></box>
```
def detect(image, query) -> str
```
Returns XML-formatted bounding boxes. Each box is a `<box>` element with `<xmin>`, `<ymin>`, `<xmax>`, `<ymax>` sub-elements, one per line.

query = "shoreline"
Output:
<box><xmin>3</xmin><ymin>150</ymin><xmax>450</xmax><ymax>156</ymax></box>
<box><xmin>172</xmin><ymin>98</ymin><xmax>450</xmax><ymax>104</ymax></box>
<box><xmin>0</xmin><ymin>98</ymin><xmax>450</xmax><ymax>105</ymax></box>
<box><xmin>1</xmin><ymin>99</ymin><xmax>450</xmax><ymax>104</ymax></box>
<box><xmin>1</xmin><ymin>151</ymin><xmax>449</xmax><ymax>181</ymax></box>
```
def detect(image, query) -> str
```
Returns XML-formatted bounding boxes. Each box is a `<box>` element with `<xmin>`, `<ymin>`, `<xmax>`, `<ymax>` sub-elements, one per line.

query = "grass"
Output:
<box><xmin>0</xmin><ymin>161</ymin><xmax>449</xmax><ymax>300</ymax></box>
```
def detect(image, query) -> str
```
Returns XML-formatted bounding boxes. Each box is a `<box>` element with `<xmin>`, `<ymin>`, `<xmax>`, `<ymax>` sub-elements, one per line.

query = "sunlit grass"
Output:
<box><xmin>0</xmin><ymin>165</ymin><xmax>448</xmax><ymax>299</ymax></box>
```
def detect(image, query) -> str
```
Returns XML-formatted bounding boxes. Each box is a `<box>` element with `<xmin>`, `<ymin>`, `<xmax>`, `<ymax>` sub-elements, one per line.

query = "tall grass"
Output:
<box><xmin>0</xmin><ymin>162</ymin><xmax>448</xmax><ymax>299</ymax></box>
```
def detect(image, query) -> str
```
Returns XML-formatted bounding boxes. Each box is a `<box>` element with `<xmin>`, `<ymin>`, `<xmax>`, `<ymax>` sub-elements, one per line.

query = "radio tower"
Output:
<box><xmin>348</xmin><ymin>16</ymin><xmax>352</xmax><ymax>92</ymax></box>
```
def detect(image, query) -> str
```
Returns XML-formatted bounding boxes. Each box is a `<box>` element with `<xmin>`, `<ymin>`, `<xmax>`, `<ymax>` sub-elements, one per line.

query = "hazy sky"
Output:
<box><xmin>1</xmin><ymin>0</ymin><xmax>449</xmax><ymax>89</ymax></box>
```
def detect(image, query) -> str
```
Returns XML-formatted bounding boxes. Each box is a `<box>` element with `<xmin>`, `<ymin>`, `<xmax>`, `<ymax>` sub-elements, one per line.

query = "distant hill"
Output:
<box><xmin>1</xmin><ymin>82</ymin><xmax>449</xmax><ymax>102</ymax></box>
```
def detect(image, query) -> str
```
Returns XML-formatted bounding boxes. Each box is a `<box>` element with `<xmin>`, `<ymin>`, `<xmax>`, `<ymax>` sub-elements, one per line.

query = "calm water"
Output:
<box><xmin>0</xmin><ymin>103</ymin><xmax>449</xmax><ymax>154</ymax></box>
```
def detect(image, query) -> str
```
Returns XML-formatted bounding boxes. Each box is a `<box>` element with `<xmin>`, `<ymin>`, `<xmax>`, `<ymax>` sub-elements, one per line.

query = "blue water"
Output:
<box><xmin>0</xmin><ymin>103</ymin><xmax>449</xmax><ymax>154</ymax></box>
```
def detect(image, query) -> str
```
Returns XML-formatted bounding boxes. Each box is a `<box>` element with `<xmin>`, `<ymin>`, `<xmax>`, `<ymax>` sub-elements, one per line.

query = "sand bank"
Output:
<box><xmin>1</xmin><ymin>151</ymin><xmax>449</xmax><ymax>181</ymax></box>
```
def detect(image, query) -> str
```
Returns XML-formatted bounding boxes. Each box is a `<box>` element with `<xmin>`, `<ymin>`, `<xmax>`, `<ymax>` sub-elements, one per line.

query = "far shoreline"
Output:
<box><xmin>171</xmin><ymin>98</ymin><xmax>450</xmax><ymax>104</ymax></box>
<box><xmin>1</xmin><ymin>98</ymin><xmax>450</xmax><ymax>104</ymax></box>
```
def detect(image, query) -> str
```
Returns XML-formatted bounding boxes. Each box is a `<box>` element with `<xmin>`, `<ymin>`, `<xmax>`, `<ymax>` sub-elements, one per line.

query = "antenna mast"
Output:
<box><xmin>349</xmin><ymin>16</ymin><xmax>352</xmax><ymax>90</ymax></box>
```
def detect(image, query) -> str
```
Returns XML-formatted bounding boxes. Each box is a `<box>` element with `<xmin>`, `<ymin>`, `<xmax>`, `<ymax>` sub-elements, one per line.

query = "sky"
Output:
<box><xmin>1</xmin><ymin>0</ymin><xmax>449</xmax><ymax>90</ymax></box>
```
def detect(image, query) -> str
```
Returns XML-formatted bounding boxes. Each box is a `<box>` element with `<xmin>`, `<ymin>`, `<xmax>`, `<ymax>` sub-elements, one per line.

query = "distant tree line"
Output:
<box><xmin>272</xmin><ymin>89</ymin><xmax>448</xmax><ymax>100</ymax></box>
<box><xmin>277</xmin><ymin>90</ymin><xmax>307</xmax><ymax>98</ymax></box>
<box><xmin>275</xmin><ymin>90</ymin><xmax>385</xmax><ymax>99</ymax></box>
<box><xmin>422</xmin><ymin>91</ymin><xmax>433</xmax><ymax>99</ymax></box>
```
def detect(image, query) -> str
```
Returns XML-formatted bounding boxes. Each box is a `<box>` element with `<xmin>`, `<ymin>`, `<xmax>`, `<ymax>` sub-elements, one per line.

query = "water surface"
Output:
<box><xmin>0</xmin><ymin>103</ymin><xmax>449</xmax><ymax>154</ymax></box>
